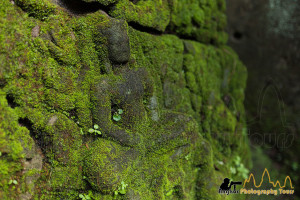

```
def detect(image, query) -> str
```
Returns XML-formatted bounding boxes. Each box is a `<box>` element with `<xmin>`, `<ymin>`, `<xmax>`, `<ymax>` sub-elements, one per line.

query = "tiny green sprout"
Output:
<box><xmin>113</xmin><ymin>109</ymin><xmax>123</xmax><ymax>121</ymax></box>
<box><xmin>119</xmin><ymin>181</ymin><xmax>128</xmax><ymax>194</ymax></box>
<box><xmin>94</xmin><ymin>124</ymin><xmax>99</xmax><ymax>129</ymax></box>
<box><xmin>8</xmin><ymin>180</ymin><xmax>18</xmax><ymax>185</ymax></box>
<box><xmin>113</xmin><ymin>113</ymin><xmax>121</xmax><ymax>121</ymax></box>
<box><xmin>115</xmin><ymin>181</ymin><xmax>128</xmax><ymax>195</ymax></box>
<box><xmin>88</xmin><ymin>125</ymin><xmax>102</xmax><ymax>135</ymax></box>
<box><xmin>0</xmin><ymin>151</ymin><xmax>2</xmax><ymax>157</ymax></box>
<box><xmin>230</xmin><ymin>167</ymin><xmax>236</xmax><ymax>174</ymax></box>
<box><xmin>185</xmin><ymin>153</ymin><xmax>191</xmax><ymax>160</ymax></box>
<box><xmin>79</xmin><ymin>194</ymin><xmax>90</xmax><ymax>200</ymax></box>
<box><xmin>88</xmin><ymin>128</ymin><xmax>95</xmax><ymax>133</ymax></box>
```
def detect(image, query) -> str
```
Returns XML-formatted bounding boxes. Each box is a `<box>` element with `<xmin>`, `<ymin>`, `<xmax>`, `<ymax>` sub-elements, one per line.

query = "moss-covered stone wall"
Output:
<box><xmin>0</xmin><ymin>0</ymin><xmax>250</xmax><ymax>199</ymax></box>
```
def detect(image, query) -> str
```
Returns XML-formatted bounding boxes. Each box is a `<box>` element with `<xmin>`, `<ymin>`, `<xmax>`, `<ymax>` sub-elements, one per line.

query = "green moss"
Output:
<box><xmin>84</xmin><ymin>139</ymin><xmax>131</xmax><ymax>193</ymax></box>
<box><xmin>168</xmin><ymin>0</ymin><xmax>228</xmax><ymax>44</ymax></box>
<box><xmin>127</xmin><ymin>28</ymin><xmax>250</xmax><ymax>198</ymax></box>
<box><xmin>110</xmin><ymin>0</ymin><xmax>170</xmax><ymax>32</ymax></box>
<box><xmin>0</xmin><ymin>0</ymin><xmax>250</xmax><ymax>199</ymax></box>
<box><xmin>0</xmin><ymin>91</ymin><xmax>34</xmax><ymax>199</ymax></box>
<box><xmin>15</xmin><ymin>0</ymin><xmax>56</xmax><ymax>20</ymax></box>
<box><xmin>83</xmin><ymin>0</ymin><xmax>118</xmax><ymax>5</ymax></box>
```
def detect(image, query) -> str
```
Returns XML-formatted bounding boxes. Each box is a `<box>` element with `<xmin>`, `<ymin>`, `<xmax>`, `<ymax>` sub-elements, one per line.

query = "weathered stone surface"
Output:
<box><xmin>20</xmin><ymin>140</ymin><xmax>43</xmax><ymax>200</ymax></box>
<box><xmin>84</xmin><ymin>139</ymin><xmax>136</xmax><ymax>193</ymax></box>
<box><xmin>99</xmin><ymin>19</ymin><xmax>130</xmax><ymax>64</ymax></box>
<box><xmin>0</xmin><ymin>0</ymin><xmax>250</xmax><ymax>199</ymax></box>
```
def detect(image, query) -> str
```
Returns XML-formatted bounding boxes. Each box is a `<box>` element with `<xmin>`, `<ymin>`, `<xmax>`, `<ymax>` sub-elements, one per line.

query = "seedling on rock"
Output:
<box><xmin>113</xmin><ymin>109</ymin><xmax>123</xmax><ymax>122</ymax></box>
<box><xmin>88</xmin><ymin>124</ymin><xmax>102</xmax><ymax>135</ymax></box>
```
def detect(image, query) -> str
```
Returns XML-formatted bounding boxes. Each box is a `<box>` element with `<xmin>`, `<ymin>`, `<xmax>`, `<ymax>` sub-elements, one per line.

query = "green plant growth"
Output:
<box><xmin>88</xmin><ymin>124</ymin><xmax>102</xmax><ymax>135</ymax></box>
<box><xmin>113</xmin><ymin>109</ymin><xmax>123</xmax><ymax>122</ymax></box>
<box><xmin>8</xmin><ymin>180</ymin><xmax>18</xmax><ymax>185</ymax></box>
<box><xmin>80</xmin><ymin>128</ymin><xmax>84</xmax><ymax>135</ymax></box>
<box><xmin>166</xmin><ymin>189</ymin><xmax>173</xmax><ymax>196</ymax></box>
<box><xmin>79</xmin><ymin>193</ymin><xmax>91</xmax><ymax>200</ymax></box>
<box><xmin>185</xmin><ymin>153</ymin><xmax>191</xmax><ymax>161</ymax></box>
<box><xmin>0</xmin><ymin>0</ymin><xmax>250</xmax><ymax>198</ymax></box>
<box><xmin>230</xmin><ymin>156</ymin><xmax>249</xmax><ymax>179</ymax></box>
<box><xmin>292</xmin><ymin>162</ymin><xmax>298</xmax><ymax>171</ymax></box>
<box><xmin>114</xmin><ymin>181</ymin><xmax>128</xmax><ymax>195</ymax></box>
<box><xmin>62</xmin><ymin>111</ymin><xmax>70</xmax><ymax>117</ymax></box>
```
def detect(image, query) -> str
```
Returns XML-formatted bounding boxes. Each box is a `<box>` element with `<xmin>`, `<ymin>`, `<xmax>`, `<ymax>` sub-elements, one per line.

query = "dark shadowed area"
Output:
<box><xmin>226</xmin><ymin>0</ymin><xmax>300</xmax><ymax>198</ymax></box>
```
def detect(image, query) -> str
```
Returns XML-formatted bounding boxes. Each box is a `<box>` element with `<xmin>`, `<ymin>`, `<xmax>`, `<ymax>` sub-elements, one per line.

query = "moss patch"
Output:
<box><xmin>0</xmin><ymin>0</ymin><xmax>250</xmax><ymax>199</ymax></box>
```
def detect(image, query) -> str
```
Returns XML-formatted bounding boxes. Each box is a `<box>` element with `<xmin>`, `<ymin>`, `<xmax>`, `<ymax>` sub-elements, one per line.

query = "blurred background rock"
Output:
<box><xmin>226</xmin><ymin>0</ymin><xmax>300</xmax><ymax>198</ymax></box>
